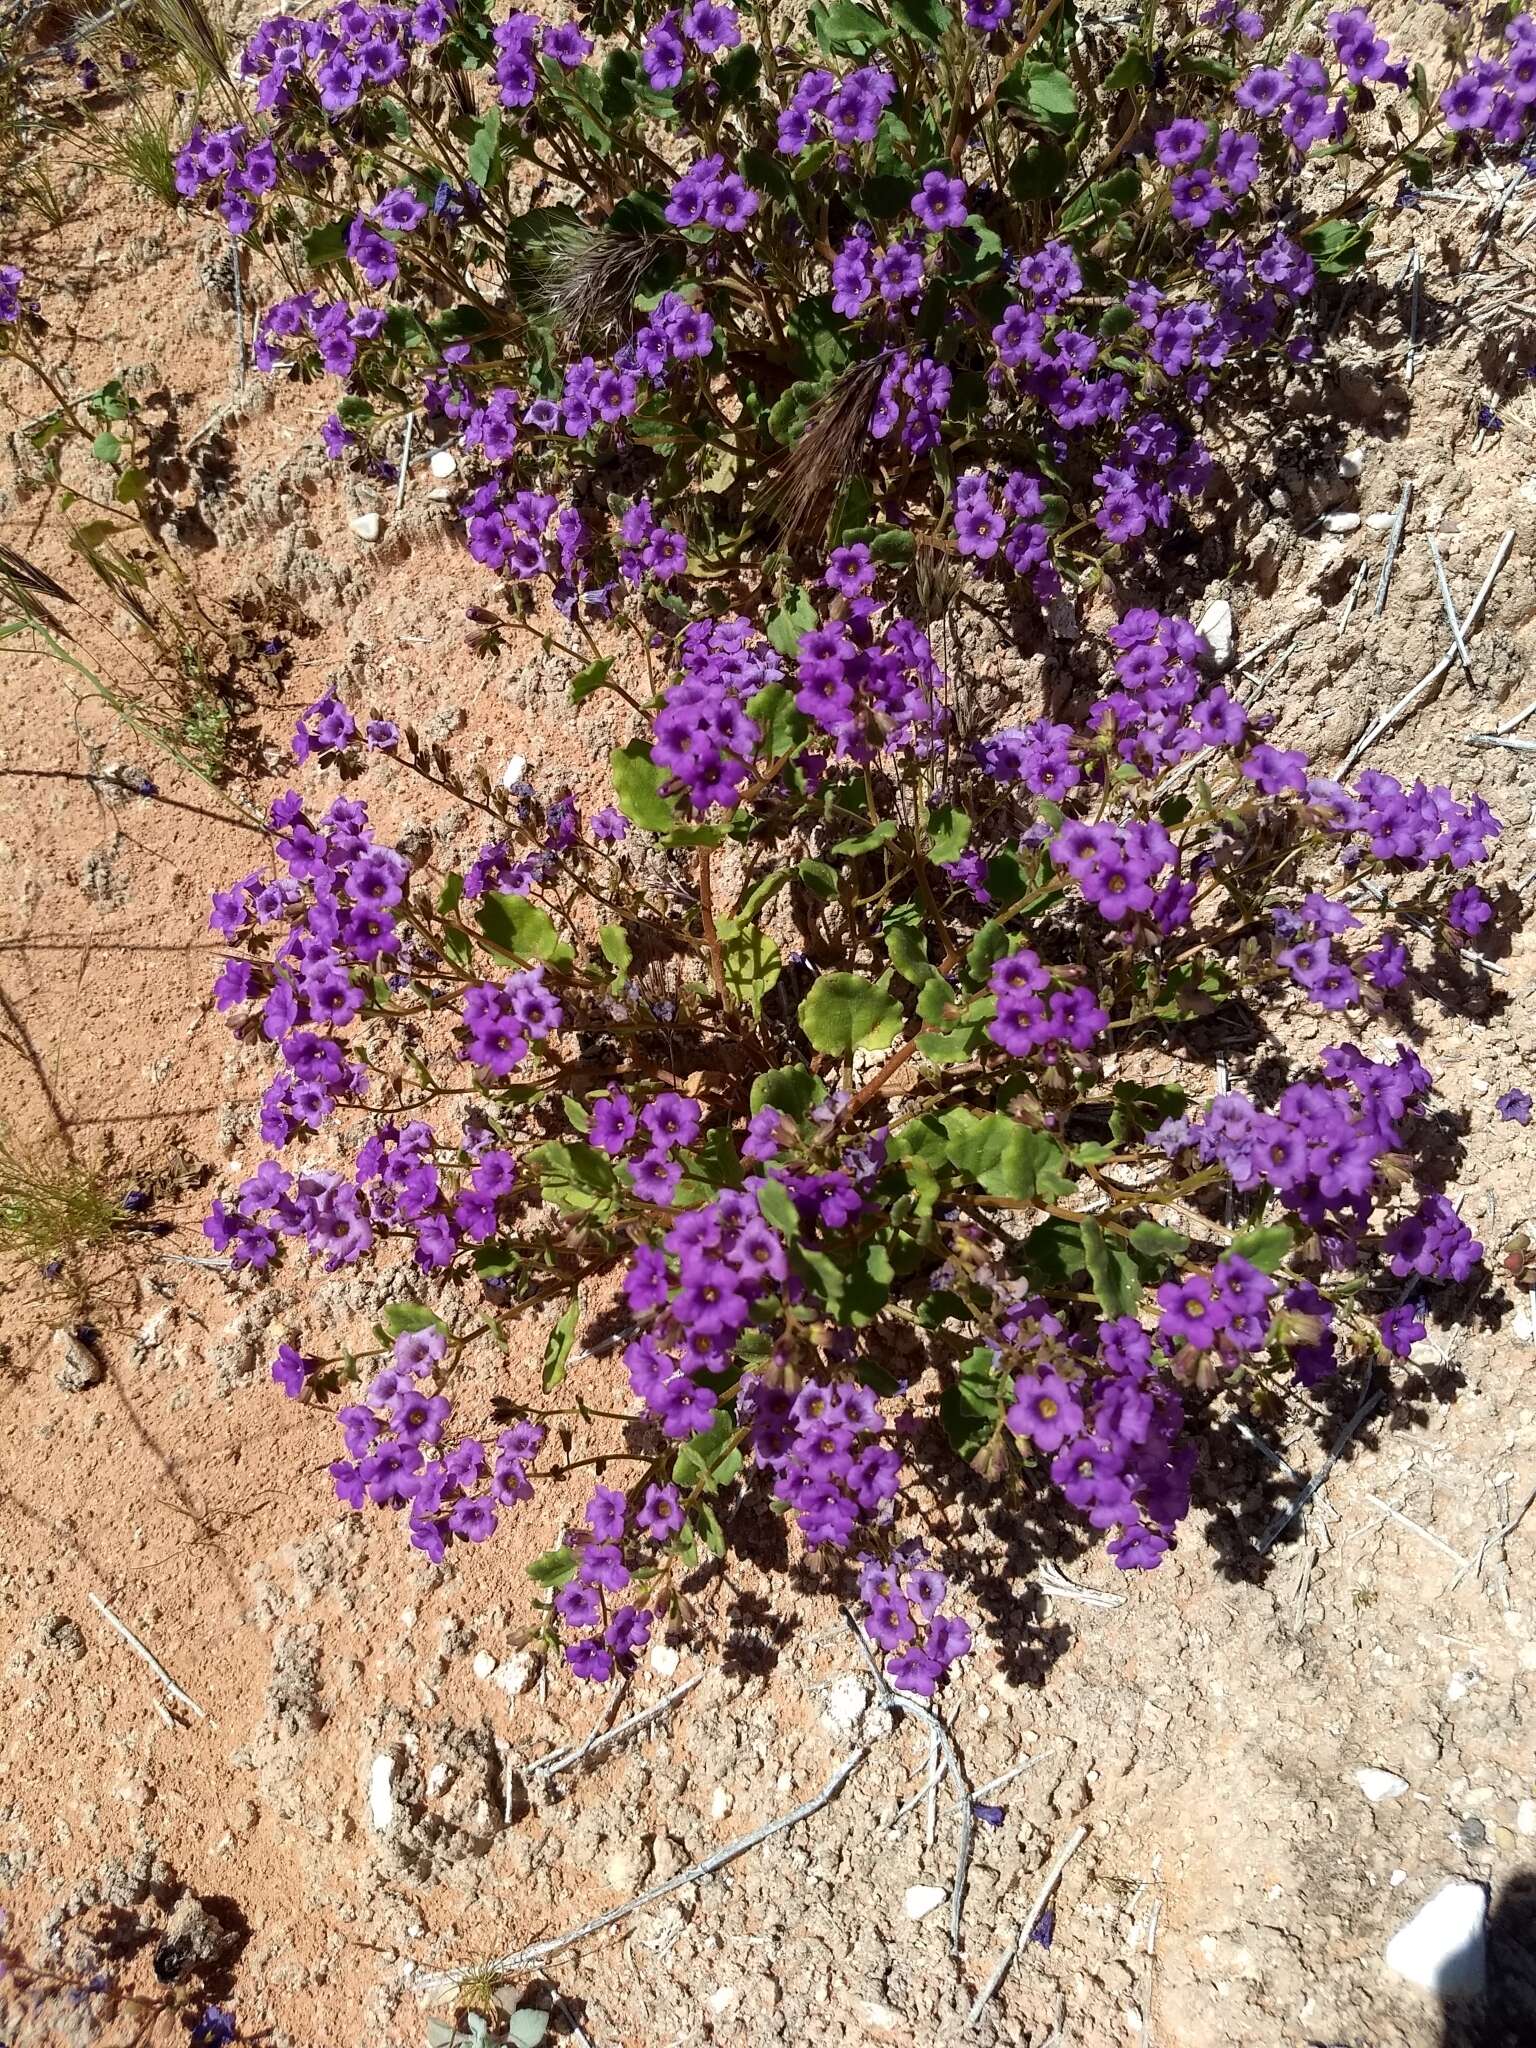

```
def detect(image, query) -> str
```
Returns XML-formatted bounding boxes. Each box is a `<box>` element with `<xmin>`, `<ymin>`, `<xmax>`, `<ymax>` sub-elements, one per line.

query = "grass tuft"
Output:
<box><xmin>0</xmin><ymin>1129</ymin><xmax>120</xmax><ymax>1263</ymax></box>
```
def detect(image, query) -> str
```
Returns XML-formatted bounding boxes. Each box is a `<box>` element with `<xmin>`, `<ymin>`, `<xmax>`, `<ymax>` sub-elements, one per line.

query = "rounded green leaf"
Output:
<box><xmin>799</xmin><ymin>972</ymin><xmax>903</xmax><ymax>1056</ymax></box>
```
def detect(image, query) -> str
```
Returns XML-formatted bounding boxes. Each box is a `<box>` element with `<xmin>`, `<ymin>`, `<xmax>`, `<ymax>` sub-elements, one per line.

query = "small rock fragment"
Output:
<box><xmin>1321</xmin><ymin>511</ymin><xmax>1361</xmax><ymax>533</ymax></box>
<box><xmin>349</xmin><ymin>511</ymin><xmax>382</xmax><ymax>542</ymax></box>
<box><xmin>903</xmin><ymin>1885</ymin><xmax>948</xmax><ymax>1921</ymax></box>
<box><xmin>818</xmin><ymin>1674</ymin><xmax>869</xmax><ymax>1740</ymax></box>
<box><xmin>367</xmin><ymin>1752</ymin><xmax>397</xmax><ymax>1833</ymax></box>
<box><xmin>1355</xmin><ymin>1767</ymin><xmax>1409</xmax><ymax>1803</ymax></box>
<box><xmin>649</xmin><ymin>1642</ymin><xmax>681</xmax><ymax>1679</ymax></box>
<box><xmin>489</xmin><ymin>1650</ymin><xmax>538</xmax><ymax>1697</ymax></box>
<box><xmin>1384</xmin><ymin>1880</ymin><xmax>1487</xmax><ymax>1996</ymax></box>
<box><xmin>1197</xmin><ymin>598</ymin><xmax>1234</xmax><ymax>668</ymax></box>
<box><xmin>428</xmin><ymin>448</ymin><xmax>457</xmax><ymax>480</ymax></box>
<box><xmin>1339</xmin><ymin>448</ymin><xmax>1366</xmax><ymax>480</ymax></box>
<box><xmin>471</xmin><ymin>1650</ymin><xmax>497</xmax><ymax>1680</ymax></box>
<box><xmin>53</xmin><ymin>1329</ymin><xmax>104</xmax><ymax>1391</ymax></box>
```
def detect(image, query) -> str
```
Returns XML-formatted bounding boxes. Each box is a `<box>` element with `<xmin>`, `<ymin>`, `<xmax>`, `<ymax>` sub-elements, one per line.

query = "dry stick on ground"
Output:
<box><xmin>522</xmin><ymin>1672</ymin><xmax>631</xmax><ymax>1776</ymax></box>
<box><xmin>840</xmin><ymin>1607</ymin><xmax>975</xmax><ymax>1953</ymax></box>
<box><xmin>1340</xmin><ymin>528</ymin><xmax>1515</xmax><ymax>774</ymax></box>
<box><xmin>394</xmin><ymin>411</ymin><xmax>416</xmax><ymax>516</ymax></box>
<box><xmin>526</xmin><ymin>1674</ymin><xmax>701</xmax><ymax>1780</ymax></box>
<box><xmin>965</xmin><ymin>1824</ymin><xmax>1089</xmax><ymax>2028</ymax></box>
<box><xmin>411</xmin><ymin>1744</ymin><xmax>871</xmax><ymax>1994</ymax></box>
<box><xmin>1448</xmin><ymin>1477</ymin><xmax>1536</xmax><ymax>1597</ymax></box>
<box><xmin>1360</xmin><ymin>1491</ymin><xmax>1473</xmax><ymax>1570</ymax></box>
<box><xmin>1372</xmin><ymin>480</ymin><xmax>1413</xmax><ymax>619</ymax></box>
<box><xmin>88</xmin><ymin>1593</ymin><xmax>207</xmax><ymax>1720</ymax></box>
<box><xmin>1425</xmin><ymin>536</ymin><xmax>1472</xmax><ymax>672</ymax></box>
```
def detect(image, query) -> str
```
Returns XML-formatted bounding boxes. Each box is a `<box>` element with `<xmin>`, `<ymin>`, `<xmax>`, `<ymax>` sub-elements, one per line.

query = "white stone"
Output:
<box><xmin>1355</xmin><ymin>1767</ymin><xmax>1409</xmax><ymax>1803</ymax></box>
<box><xmin>367</xmin><ymin>1753</ymin><xmax>396</xmax><ymax>1832</ymax></box>
<box><xmin>903</xmin><ymin>1885</ymin><xmax>948</xmax><ymax>1921</ymax></box>
<box><xmin>856</xmin><ymin>2002</ymin><xmax>903</xmax><ymax>2032</ymax></box>
<box><xmin>1339</xmin><ymin>448</ymin><xmax>1366</xmax><ymax>480</ymax></box>
<box><xmin>649</xmin><ymin>1642</ymin><xmax>681</xmax><ymax>1679</ymax></box>
<box><xmin>426</xmin><ymin>1762</ymin><xmax>452</xmax><ymax>1797</ymax></box>
<box><xmin>472</xmin><ymin>1649</ymin><xmax>497</xmax><ymax>1680</ymax></box>
<box><xmin>349</xmin><ymin>511</ymin><xmax>382</xmax><ymax>542</ymax></box>
<box><xmin>818</xmin><ymin>1675</ymin><xmax>870</xmax><ymax>1739</ymax></box>
<box><xmin>705</xmin><ymin>1988</ymin><xmax>739</xmax><ymax>2017</ymax></box>
<box><xmin>1197</xmin><ymin>598</ymin><xmax>1235</xmax><ymax>668</ymax></box>
<box><xmin>711</xmin><ymin>1787</ymin><xmax>734</xmax><ymax>1820</ymax></box>
<box><xmin>428</xmin><ymin>448</ymin><xmax>458</xmax><ymax>480</ymax></box>
<box><xmin>490</xmin><ymin>1650</ymin><xmax>538</xmax><ymax>1697</ymax></box>
<box><xmin>1322</xmin><ymin>511</ymin><xmax>1361</xmax><ymax>533</ymax></box>
<box><xmin>1384</xmin><ymin>1880</ymin><xmax>1487</xmax><ymax>1996</ymax></box>
<box><xmin>1518</xmin><ymin>1798</ymin><xmax>1536</xmax><ymax>1837</ymax></box>
<box><xmin>426</xmin><ymin>486</ymin><xmax>453</xmax><ymax>502</ymax></box>
<box><xmin>1365</xmin><ymin>510</ymin><xmax>1398</xmax><ymax>531</ymax></box>
<box><xmin>501</xmin><ymin>754</ymin><xmax>529</xmax><ymax>789</ymax></box>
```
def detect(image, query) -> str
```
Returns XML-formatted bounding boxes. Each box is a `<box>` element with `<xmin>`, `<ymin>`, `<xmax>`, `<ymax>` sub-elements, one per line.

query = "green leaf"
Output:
<box><xmin>598</xmin><ymin>923</ymin><xmax>632</xmax><ymax>978</ymax></box>
<box><xmin>673</xmin><ymin>1410</ymin><xmax>742</xmax><ymax>1492</ymax></box>
<box><xmin>926</xmin><ymin>803</ymin><xmax>971</xmax><ymax>864</ymax></box>
<box><xmin>754</xmin><ymin>1176</ymin><xmax>802</xmax><ymax>1238</ymax></box>
<box><xmin>437</xmin><ymin>872</ymin><xmax>464</xmax><ymax>919</ymax></box>
<box><xmin>1060</xmin><ymin>165</ymin><xmax>1143</xmax><ymax>232</ymax></box>
<box><xmin>1081</xmin><ymin>1219</ymin><xmax>1141</xmax><ymax>1318</ymax></box>
<box><xmin>714</xmin><ymin>42</ymin><xmax>760</xmax><ymax>99</ymax></box>
<box><xmin>885</xmin><ymin>920</ymin><xmax>938</xmax><ymax>987</ymax></box>
<box><xmin>1300</xmin><ymin>216</ymin><xmax>1374</xmax><ymax>275</ymax></box>
<box><xmin>719</xmin><ymin>920</ymin><xmax>783</xmax><ymax>1015</ymax></box>
<box><xmin>888</xmin><ymin>0</ymin><xmax>950</xmax><ymax>37</ymax></box>
<box><xmin>966</xmin><ymin>920</ymin><xmax>1010</xmax><ymax>984</ymax></box>
<box><xmin>812</xmin><ymin>0</ymin><xmax>892</xmax><ymax>52</ymax></box>
<box><xmin>1001</xmin><ymin>61</ymin><xmax>1077</xmax><ymax>134</ymax></box>
<box><xmin>1020</xmin><ymin>1217</ymin><xmax>1087</xmax><ymax>1289</ymax></box>
<box><xmin>379</xmin><ymin>1303</ymin><xmax>444</xmax><ymax>1337</ymax></box>
<box><xmin>542</xmin><ymin>1297</ymin><xmax>580</xmax><ymax>1391</ymax></box>
<box><xmin>941</xmin><ymin>1111</ymin><xmax>1071</xmax><ymax>1200</ymax></box>
<box><xmin>796</xmin><ymin>858</ymin><xmax>838</xmax><ymax>900</ymax></box>
<box><xmin>1009</xmin><ymin>138</ymin><xmax>1070</xmax><ymax>202</ymax></box>
<box><xmin>610</xmin><ymin>740</ymin><xmax>678</xmax><ymax>832</ymax></box>
<box><xmin>505</xmin><ymin>2013</ymin><xmax>552</xmax><ymax>2048</ymax></box>
<box><xmin>1105</xmin><ymin>46</ymin><xmax>1153</xmax><ymax>90</ymax></box>
<box><xmin>529</xmin><ymin>1140</ymin><xmax>618</xmax><ymax>1214</ymax></box>
<box><xmin>302</xmin><ymin>218</ymin><xmax>350</xmax><ymax>268</ymax></box>
<box><xmin>1229</xmin><ymin>1223</ymin><xmax>1294</xmax><ymax>1274</ymax></box>
<box><xmin>570</xmin><ymin>655</ymin><xmax>616</xmax><ymax>704</ymax></box>
<box><xmin>939</xmin><ymin>1348</ymin><xmax>1006</xmax><ymax>1464</ymax></box>
<box><xmin>799</xmin><ymin>972</ymin><xmax>904</xmax><ymax>1056</ymax></box>
<box><xmin>764</xmin><ymin>585</ymin><xmax>818</xmax><ymax>657</ymax></box>
<box><xmin>1128</xmin><ymin>1220</ymin><xmax>1189</xmax><ymax>1261</ymax></box>
<box><xmin>476</xmin><ymin>890</ymin><xmax>564</xmax><ymax>966</ymax></box>
<box><xmin>797</xmin><ymin>1239</ymin><xmax>893</xmax><ymax>1325</ymax></box>
<box><xmin>767</xmin><ymin>377</ymin><xmax>833</xmax><ymax>447</ymax></box>
<box><xmin>562</xmin><ymin>1095</ymin><xmax>591</xmax><ymax>1133</ymax></box>
<box><xmin>750</xmin><ymin>1064</ymin><xmax>825</xmax><ymax>1118</ymax></box>
<box><xmin>833</xmin><ymin>819</ymin><xmax>898</xmax><ymax>856</ymax></box>
<box><xmin>91</xmin><ymin>430</ymin><xmax>121</xmax><ymax>465</ymax></box>
<box><xmin>528</xmin><ymin>1545</ymin><xmax>579</xmax><ymax>1589</ymax></box>
<box><xmin>868</xmin><ymin>526</ymin><xmax>917</xmax><ymax>564</ymax></box>
<box><xmin>747</xmin><ymin>680</ymin><xmax>809</xmax><ymax>759</ymax></box>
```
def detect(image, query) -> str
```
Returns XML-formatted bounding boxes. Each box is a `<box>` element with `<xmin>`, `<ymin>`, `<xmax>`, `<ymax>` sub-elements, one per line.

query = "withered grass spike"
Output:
<box><xmin>536</xmin><ymin>221</ymin><xmax>660</xmax><ymax>345</ymax></box>
<box><xmin>0</xmin><ymin>540</ymin><xmax>76</xmax><ymax>609</ymax></box>
<box><xmin>759</xmin><ymin>354</ymin><xmax>890</xmax><ymax>551</ymax></box>
<box><xmin>139</xmin><ymin>0</ymin><xmax>229</xmax><ymax>78</ymax></box>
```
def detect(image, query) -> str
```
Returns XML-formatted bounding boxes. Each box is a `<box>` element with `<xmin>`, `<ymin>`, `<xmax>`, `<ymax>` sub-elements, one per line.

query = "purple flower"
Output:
<box><xmin>1497</xmin><ymin>1088</ymin><xmax>1532</xmax><ymax>1126</ymax></box>
<box><xmin>910</xmin><ymin>169</ymin><xmax>969</xmax><ymax>232</ymax></box>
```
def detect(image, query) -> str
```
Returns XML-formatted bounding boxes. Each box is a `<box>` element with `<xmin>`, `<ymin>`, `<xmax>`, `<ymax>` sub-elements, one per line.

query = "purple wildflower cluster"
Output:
<box><xmin>1006</xmin><ymin>1302</ymin><xmax>1196</xmax><ymax>1570</ymax></box>
<box><xmin>856</xmin><ymin>1548</ymin><xmax>972</xmax><ymax>1696</ymax></box>
<box><xmin>651</xmin><ymin>615</ymin><xmax>783</xmax><ymax>811</ymax></box>
<box><xmin>664</xmin><ymin>153</ymin><xmax>760</xmax><ymax>233</ymax></box>
<box><xmin>240</xmin><ymin>0</ymin><xmax>453</xmax><ymax>118</ymax></box>
<box><xmin>173</xmin><ymin>122</ymin><xmax>280</xmax><ymax>232</ymax></box>
<box><xmin>775</xmin><ymin>64</ymin><xmax>896</xmax><ymax>152</ymax></box>
<box><xmin>642</xmin><ymin>2</ymin><xmax>740</xmax><ymax>90</ymax></box>
<box><xmin>0</xmin><ymin>267</ymin><xmax>22</xmax><ymax>324</ymax></box>
<box><xmin>1440</xmin><ymin>15</ymin><xmax>1536</xmax><ymax>140</ymax></box>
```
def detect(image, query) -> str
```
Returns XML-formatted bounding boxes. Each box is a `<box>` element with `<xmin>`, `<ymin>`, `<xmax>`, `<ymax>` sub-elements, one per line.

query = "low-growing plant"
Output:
<box><xmin>206</xmin><ymin>583</ymin><xmax>1499</xmax><ymax>1689</ymax></box>
<box><xmin>172</xmin><ymin>0</ymin><xmax>1527</xmax><ymax>1688</ymax></box>
<box><xmin>0</xmin><ymin>1125</ymin><xmax>125</xmax><ymax>1265</ymax></box>
<box><xmin>166</xmin><ymin>0</ymin><xmax>1534</xmax><ymax>613</ymax></box>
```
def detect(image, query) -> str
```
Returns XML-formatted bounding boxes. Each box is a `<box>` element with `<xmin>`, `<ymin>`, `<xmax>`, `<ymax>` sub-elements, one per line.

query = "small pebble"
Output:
<box><xmin>471</xmin><ymin>1650</ymin><xmax>497</xmax><ymax>1680</ymax></box>
<box><xmin>903</xmin><ymin>1885</ymin><xmax>948</xmax><ymax>1921</ymax></box>
<box><xmin>1354</xmin><ymin>1767</ymin><xmax>1409</xmax><ymax>1803</ymax></box>
<box><xmin>1197</xmin><ymin>598</ymin><xmax>1235</xmax><ymax>668</ymax></box>
<box><xmin>1385</xmin><ymin>1880</ymin><xmax>1487</xmax><ymax>1997</ymax></box>
<box><xmin>649</xmin><ymin>1642</ymin><xmax>680</xmax><ymax>1679</ymax></box>
<box><xmin>349</xmin><ymin>511</ymin><xmax>382</xmax><ymax>542</ymax></box>
<box><xmin>1339</xmin><ymin>448</ymin><xmax>1366</xmax><ymax>480</ymax></box>
<box><xmin>1321</xmin><ymin>511</ymin><xmax>1361</xmax><ymax>533</ymax></box>
<box><xmin>428</xmin><ymin>448</ymin><xmax>457</xmax><ymax>480</ymax></box>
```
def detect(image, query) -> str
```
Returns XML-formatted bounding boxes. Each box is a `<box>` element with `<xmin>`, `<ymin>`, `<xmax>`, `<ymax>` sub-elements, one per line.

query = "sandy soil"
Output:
<box><xmin>4</xmin><ymin>21</ymin><xmax>1536</xmax><ymax>2048</ymax></box>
